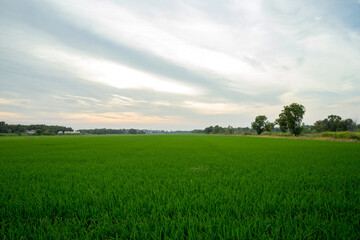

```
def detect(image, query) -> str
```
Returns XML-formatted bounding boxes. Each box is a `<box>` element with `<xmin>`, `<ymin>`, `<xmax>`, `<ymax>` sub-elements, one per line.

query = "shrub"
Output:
<box><xmin>43</xmin><ymin>130</ymin><xmax>55</xmax><ymax>135</ymax></box>
<box><xmin>321</xmin><ymin>131</ymin><xmax>360</xmax><ymax>140</ymax></box>
<box><xmin>261</xmin><ymin>131</ymin><xmax>271</xmax><ymax>136</ymax></box>
<box><xmin>349</xmin><ymin>132</ymin><xmax>360</xmax><ymax>140</ymax></box>
<box><xmin>243</xmin><ymin>131</ymin><xmax>254</xmax><ymax>135</ymax></box>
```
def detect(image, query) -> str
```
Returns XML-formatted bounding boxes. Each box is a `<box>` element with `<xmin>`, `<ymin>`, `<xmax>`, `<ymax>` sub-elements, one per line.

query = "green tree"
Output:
<box><xmin>312</xmin><ymin>115</ymin><xmax>356</xmax><ymax>132</ymax></box>
<box><xmin>342</xmin><ymin>118</ymin><xmax>356</xmax><ymax>131</ymax></box>
<box><xmin>275</xmin><ymin>112</ymin><xmax>288</xmax><ymax>133</ymax></box>
<box><xmin>213</xmin><ymin>125</ymin><xmax>223</xmax><ymax>134</ymax></box>
<box><xmin>128</xmin><ymin>129</ymin><xmax>137</xmax><ymax>134</ymax></box>
<box><xmin>204</xmin><ymin>126</ymin><xmax>214</xmax><ymax>134</ymax></box>
<box><xmin>251</xmin><ymin>115</ymin><xmax>268</xmax><ymax>135</ymax></box>
<box><xmin>0</xmin><ymin>121</ymin><xmax>7</xmax><ymax>133</ymax></box>
<box><xmin>225</xmin><ymin>125</ymin><xmax>234</xmax><ymax>134</ymax></box>
<box><xmin>313</xmin><ymin>119</ymin><xmax>326</xmax><ymax>132</ymax></box>
<box><xmin>265</xmin><ymin>122</ymin><xmax>275</xmax><ymax>132</ymax></box>
<box><xmin>276</xmin><ymin>103</ymin><xmax>305</xmax><ymax>136</ymax></box>
<box><xmin>326</xmin><ymin>115</ymin><xmax>342</xmax><ymax>131</ymax></box>
<box><xmin>43</xmin><ymin>129</ymin><xmax>55</xmax><ymax>135</ymax></box>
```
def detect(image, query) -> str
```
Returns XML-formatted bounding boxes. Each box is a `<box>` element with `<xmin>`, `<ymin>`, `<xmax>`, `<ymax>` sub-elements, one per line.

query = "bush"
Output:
<box><xmin>277</xmin><ymin>132</ymin><xmax>293</xmax><ymax>137</ymax></box>
<box><xmin>349</xmin><ymin>132</ymin><xmax>360</xmax><ymax>140</ymax></box>
<box><xmin>260</xmin><ymin>131</ymin><xmax>293</xmax><ymax>137</ymax></box>
<box><xmin>43</xmin><ymin>130</ymin><xmax>55</xmax><ymax>135</ymax></box>
<box><xmin>321</xmin><ymin>131</ymin><xmax>360</xmax><ymax>140</ymax></box>
<box><xmin>243</xmin><ymin>131</ymin><xmax>254</xmax><ymax>135</ymax></box>
<box><xmin>261</xmin><ymin>131</ymin><xmax>271</xmax><ymax>136</ymax></box>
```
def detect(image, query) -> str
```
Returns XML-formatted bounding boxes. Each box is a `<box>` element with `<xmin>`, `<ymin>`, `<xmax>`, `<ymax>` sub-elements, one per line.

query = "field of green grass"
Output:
<box><xmin>1</xmin><ymin>135</ymin><xmax>359</xmax><ymax>239</ymax></box>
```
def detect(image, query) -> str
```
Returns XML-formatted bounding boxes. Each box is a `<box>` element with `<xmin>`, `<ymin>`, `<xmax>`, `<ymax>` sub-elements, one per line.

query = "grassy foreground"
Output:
<box><xmin>0</xmin><ymin>135</ymin><xmax>359</xmax><ymax>239</ymax></box>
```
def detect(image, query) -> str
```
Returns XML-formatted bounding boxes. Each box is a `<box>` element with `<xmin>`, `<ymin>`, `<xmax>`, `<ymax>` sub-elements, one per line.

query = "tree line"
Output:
<box><xmin>0</xmin><ymin>121</ymin><xmax>200</xmax><ymax>136</ymax></box>
<box><xmin>78</xmin><ymin>128</ymin><xmax>146</xmax><ymax>135</ymax></box>
<box><xmin>78</xmin><ymin>129</ymin><xmax>201</xmax><ymax>134</ymax></box>
<box><xmin>254</xmin><ymin>103</ymin><xmax>306</xmax><ymax>136</ymax></box>
<box><xmin>2</xmin><ymin>103</ymin><xmax>359</xmax><ymax>136</ymax></box>
<box><xmin>204</xmin><ymin>125</ymin><xmax>253</xmax><ymax>135</ymax></box>
<box><xmin>313</xmin><ymin>115</ymin><xmax>357</xmax><ymax>132</ymax></box>
<box><xmin>203</xmin><ymin>103</ymin><xmax>359</xmax><ymax>136</ymax></box>
<box><xmin>0</xmin><ymin>121</ymin><xmax>73</xmax><ymax>135</ymax></box>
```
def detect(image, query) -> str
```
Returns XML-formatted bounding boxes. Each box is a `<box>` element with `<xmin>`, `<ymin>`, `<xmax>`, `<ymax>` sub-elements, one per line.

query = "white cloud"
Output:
<box><xmin>57</xmin><ymin>111</ymin><xmax>182</xmax><ymax>125</ymax></box>
<box><xmin>44</xmin><ymin>0</ymin><xmax>360</xmax><ymax>94</ymax></box>
<box><xmin>181</xmin><ymin>101</ymin><xmax>282</xmax><ymax>119</ymax></box>
<box><xmin>1</xmin><ymin>0</ymin><xmax>360</xmax><ymax>128</ymax></box>
<box><xmin>0</xmin><ymin>97</ymin><xmax>32</xmax><ymax>107</ymax></box>
<box><xmin>33</xmin><ymin>47</ymin><xmax>201</xmax><ymax>95</ymax></box>
<box><xmin>108</xmin><ymin>95</ymin><xmax>145</xmax><ymax>106</ymax></box>
<box><xmin>43</xmin><ymin>0</ymin><xmax>274</xmax><ymax>84</ymax></box>
<box><xmin>0</xmin><ymin>112</ymin><xmax>23</xmax><ymax>118</ymax></box>
<box><xmin>182</xmin><ymin>101</ymin><xmax>245</xmax><ymax>115</ymax></box>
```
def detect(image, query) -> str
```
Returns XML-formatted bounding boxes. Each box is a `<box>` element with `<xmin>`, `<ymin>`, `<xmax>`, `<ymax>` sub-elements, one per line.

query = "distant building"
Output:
<box><xmin>57</xmin><ymin>131</ymin><xmax>64</xmax><ymax>135</ymax></box>
<box><xmin>26</xmin><ymin>130</ymin><xmax>36</xmax><ymax>135</ymax></box>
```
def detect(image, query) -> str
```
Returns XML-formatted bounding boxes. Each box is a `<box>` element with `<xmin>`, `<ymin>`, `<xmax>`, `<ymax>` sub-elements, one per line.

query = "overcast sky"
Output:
<box><xmin>1</xmin><ymin>0</ymin><xmax>360</xmax><ymax>130</ymax></box>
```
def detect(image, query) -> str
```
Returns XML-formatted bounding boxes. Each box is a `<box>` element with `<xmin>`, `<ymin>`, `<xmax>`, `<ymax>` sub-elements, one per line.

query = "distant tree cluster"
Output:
<box><xmin>312</xmin><ymin>115</ymin><xmax>357</xmax><ymax>132</ymax></box>
<box><xmin>0</xmin><ymin>121</ymin><xmax>73</xmax><ymax>135</ymax></box>
<box><xmin>251</xmin><ymin>103</ymin><xmax>359</xmax><ymax>136</ymax></box>
<box><xmin>203</xmin><ymin>103</ymin><xmax>307</xmax><ymax>136</ymax></box>
<box><xmin>252</xmin><ymin>103</ymin><xmax>306</xmax><ymax>136</ymax></box>
<box><xmin>204</xmin><ymin>125</ymin><xmax>253</xmax><ymax>135</ymax></box>
<box><xmin>78</xmin><ymin>129</ymin><xmax>199</xmax><ymax>135</ymax></box>
<box><xmin>78</xmin><ymin>128</ymin><xmax>146</xmax><ymax>135</ymax></box>
<box><xmin>251</xmin><ymin>115</ymin><xmax>274</xmax><ymax>135</ymax></box>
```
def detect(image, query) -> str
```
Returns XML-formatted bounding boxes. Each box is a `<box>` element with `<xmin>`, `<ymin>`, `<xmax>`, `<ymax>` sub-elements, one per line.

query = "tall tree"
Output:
<box><xmin>265</xmin><ymin>122</ymin><xmax>275</xmax><ymax>132</ymax></box>
<box><xmin>251</xmin><ymin>115</ymin><xmax>268</xmax><ymax>135</ymax></box>
<box><xmin>326</xmin><ymin>115</ymin><xmax>342</xmax><ymax>131</ymax></box>
<box><xmin>275</xmin><ymin>112</ymin><xmax>288</xmax><ymax>133</ymax></box>
<box><xmin>276</xmin><ymin>103</ymin><xmax>305</xmax><ymax>136</ymax></box>
<box><xmin>204</xmin><ymin>126</ymin><xmax>214</xmax><ymax>134</ymax></box>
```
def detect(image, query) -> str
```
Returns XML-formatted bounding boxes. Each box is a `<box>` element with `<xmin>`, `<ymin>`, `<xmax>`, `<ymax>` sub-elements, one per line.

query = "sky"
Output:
<box><xmin>1</xmin><ymin>0</ymin><xmax>360</xmax><ymax>130</ymax></box>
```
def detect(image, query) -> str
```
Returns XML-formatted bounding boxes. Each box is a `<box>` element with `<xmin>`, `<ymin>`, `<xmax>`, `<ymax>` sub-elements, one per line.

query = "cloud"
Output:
<box><xmin>43</xmin><ymin>0</ymin><xmax>273</xmax><ymax>83</ymax></box>
<box><xmin>58</xmin><ymin>112</ymin><xmax>181</xmax><ymax>125</ymax></box>
<box><xmin>0</xmin><ymin>98</ymin><xmax>31</xmax><ymax>107</ymax></box>
<box><xmin>0</xmin><ymin>112</ymin><xmax>23</xmax><ymax>119</ymax></box>
<box><xmin>0</xmin><ymin>0</ymin><xmax>359</xmax><ymax>129</ymax></box>
<box><xmin>182</xmin><ymin>101</ymin><xmax>245</xmax><ymax>115</ymax></box>
<box><xmin>32</xmin><ymin>46</ymin><xmax>201</xmax><ymax>95</ymax></box>
<box><xmin>45</xmin><ymin>0</ymin><xmax>360</xmax><ymax>95</ymax></box>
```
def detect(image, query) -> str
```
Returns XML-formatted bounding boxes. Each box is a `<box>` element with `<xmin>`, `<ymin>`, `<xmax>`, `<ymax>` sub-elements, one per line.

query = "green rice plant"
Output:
<box><xmin>0</xmin><ymin>135</ymin><xmax>359</xmax><ymax>239</ymax></box>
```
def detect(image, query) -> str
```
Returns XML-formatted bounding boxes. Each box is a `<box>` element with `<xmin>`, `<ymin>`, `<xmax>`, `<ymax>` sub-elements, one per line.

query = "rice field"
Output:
<box><xmin>0</xmin><ymin>134</ymin><xmax>359</xmax><ymax>239</ymax></box>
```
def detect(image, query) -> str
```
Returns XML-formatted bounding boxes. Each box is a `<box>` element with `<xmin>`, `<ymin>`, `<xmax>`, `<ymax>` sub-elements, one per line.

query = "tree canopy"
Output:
<box><xmin>313</xmin><ymin>115</ymin><xmax>357</xmax><ymax>132</ymax></box>
<box><xmin>276</xmin><ymin>103</ymin><xmax>305</xmax><ymax>136</ymax></box>
<box><xmin>0</xmin><ymin>121</ymin><xmax>73</xmax><ymax>135</ymax></box>
<box><xmin>251</xmin><ymin>115</ymin><xmax>268</xmax><ymax>135</ymax></box>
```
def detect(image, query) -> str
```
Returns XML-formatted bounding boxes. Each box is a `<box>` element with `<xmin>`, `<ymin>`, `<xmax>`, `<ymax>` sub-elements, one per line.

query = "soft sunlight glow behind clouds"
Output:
<box><xmin>34</xmin><ymin>48</ymin><xmax>201</xmax><ymax>95</ymax></box>
<box><xmin>58</xmin><ymin>112</ymin><xmax>181</xmax><ymax>125</ymax></box>
<box><xmin>45</xmin><ymin>0</ymin><xmax>261</xmax><ymax>81</ymax></box>
<box><xmin>1</xmin><ymin>0</ymin><xmax>360</xmax><ymax>129</ymax></box>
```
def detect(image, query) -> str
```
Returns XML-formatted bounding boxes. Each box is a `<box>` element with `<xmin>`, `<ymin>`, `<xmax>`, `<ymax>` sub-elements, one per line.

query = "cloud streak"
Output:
<box><xmin>34</xmin><ymin>47</ymin><xmax>201</xmax><ymax>95</ymax></box>
<box><xmin>1</xmin><ymin>0</ymin><xmax>359</xmax><ymax>129</ymax></box>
